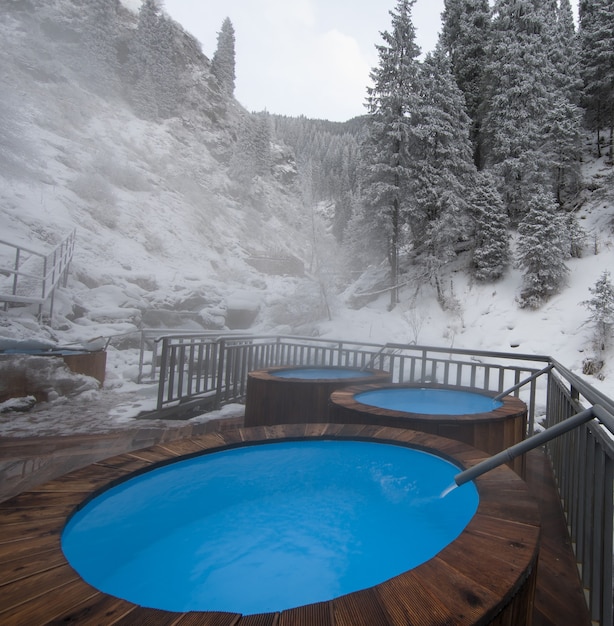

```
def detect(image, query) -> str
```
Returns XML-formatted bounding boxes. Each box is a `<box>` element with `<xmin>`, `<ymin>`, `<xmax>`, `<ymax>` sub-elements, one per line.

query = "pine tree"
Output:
<box><xmin>583</xmin><ymin>270</ymin><xmax>614</xmax><ymax>352</ymax></box>
<box><xmin>481</xmin><ymin>0</ymin><xmax>561</xmax><ymax>220</ymax></box>
<box><xmin>470</xmin><ymin>171</ymin><xmax>510</xmax><ymax>281</ymax></box>
<box><xmin>128</xmin><ymin>0</ymin><xmax>179</xmax><ymax>119</ymax></box>
<box><xmin>362</xmin><ymin>0</ymin><xmax>421</xmax><ymax>309</ymax></box>
<box><xmin>579</xmin><ymin>0</ymin><xmax>614</xmax><ymax>159</ymax></box>
<box><xmin>410</xmin><ymin>48</ymin><xmax>475</xmax><ymax>283</ymax></box>
<box><xmin>543</xmin><ymin>0</ymin><xmax>583</xmax><ymax>203</ymax></box>
<box><xmin>212</xmin><ymin>17</ymin><xmax>236</xmax><ymax>96</ymax></box>
<box><xmin>439</xmin><ymin>0</ymin><xmax>491</xmax><ymax>167</ymax></box>
<box><xmin>516</xmin><ymin>191</ymin><xmax>569</xmax><ymax>308</ymax></box>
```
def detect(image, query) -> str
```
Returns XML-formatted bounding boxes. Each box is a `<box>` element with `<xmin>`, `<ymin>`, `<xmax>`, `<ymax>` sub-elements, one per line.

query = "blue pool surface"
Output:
<box><xmin>62</xmin><ymin>440</ymin><xmax>478</xmax><ymax>615</ymax></box>
<box><xmin>272</xmin><ymin>367</ymin><xmax>373</xmax><ymax>380</ymax></box>
<box><xmin>355</xmin><ymin>388</ymin><xmax>503</xmax><ymax>415</ymax></box>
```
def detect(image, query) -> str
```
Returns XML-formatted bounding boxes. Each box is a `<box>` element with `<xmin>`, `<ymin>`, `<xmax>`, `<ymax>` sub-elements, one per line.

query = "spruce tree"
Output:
<box><xmin>440</xmin><ymin>0</ymin><xmax>491</xmax><ymax>167</ymax></box>
<box><xmin>579</xmin><ymin>0</ymin><xmax>614</xmax><ymax>159</ymax></box>
<box><xmin>410</xmin><ymin>48</ymin><xmax>475</xmax><ymax>283</ymax></box>
<box><xmin>481</xmin><ymin>0</ymin><xmax>561</xmax><ymax>220</ymax></box>
<box><xmin>362</xmin><ymin>0</ymin><xmax>421</xmax><ymax>309</ymax></box>
<box><xmin>470</xmin><ymin>171</ymin><xmax>510</xmax><ymax>281</ymax></box>
<box><xmin>544</xmin><ymin>0</ymin><xmax>583</xmax><ymax>203</ymax></box>
<box><xmin>212</xmin><ymin>17</ymin><xmax>236</xmax><ymax>96</ymax></box>
<box><xmin>129</xmin><ymin>0</ymin><xmax>179</xmax><ymax>119</ymax></box>
<box><xmin>583</xmin><ymin>270</ymin><xmax>614</xmax><ymax>353</ymax></box>
<box><xmin>516</xmin><ymin>191</ymin><xmax>569</xmax><ymax>308</ymax></box>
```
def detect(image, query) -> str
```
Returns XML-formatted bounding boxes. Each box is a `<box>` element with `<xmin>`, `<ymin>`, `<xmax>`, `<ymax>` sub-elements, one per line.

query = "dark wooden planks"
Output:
<box><xmin>0</xmin><ymin>425</ymin><xmax>545</xmax><ymax>625</ymax></box>
<box><xmin>525</xmin><ymin>449</ymin><xmax>591</xmax><ymax>626</ymax></box>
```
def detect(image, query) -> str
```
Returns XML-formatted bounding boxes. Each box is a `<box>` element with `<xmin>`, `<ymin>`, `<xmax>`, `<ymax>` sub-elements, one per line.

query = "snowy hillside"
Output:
<box><xmin>0</xmin><ymin>1</ymin><xmax>313</xmax><ymax>344</ymax></box>
<box><xmin>1</xmin><ymin>0</ymin><xmax>614</xmax><ymax>412</ymax></box>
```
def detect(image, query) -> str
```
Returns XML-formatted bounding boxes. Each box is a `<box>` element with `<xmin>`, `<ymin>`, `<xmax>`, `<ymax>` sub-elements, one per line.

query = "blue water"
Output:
<box><xmin>272</xmin><ymin>367</ymin><xmax>372</xmax><ymax>380</ymax></box>
<box><xmin>61</xmin><ymin>440</ymin><xmax>478</xmax><ymax>615</ymax></box>
<box><xmin>355</xmin><ymin>388</ymin><xmax>503</xmax><ymax>415</ymax></box>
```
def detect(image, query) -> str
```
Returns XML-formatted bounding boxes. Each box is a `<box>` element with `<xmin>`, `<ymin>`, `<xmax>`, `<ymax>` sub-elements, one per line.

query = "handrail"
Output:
<box><xmin>0</xmin><ymin>230</ymin><xmax>76</xmax><ymax>318</ymax></box>
<box><xmin>493</xmin><ymin>363</ymin><xmax>554</xmax><ymax>400</ymax></box>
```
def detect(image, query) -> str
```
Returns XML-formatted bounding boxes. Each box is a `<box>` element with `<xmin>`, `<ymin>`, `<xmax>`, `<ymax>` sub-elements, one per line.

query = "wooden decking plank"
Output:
<box><xmin>126</xmin><ymin>447</ymin><xmax>181</xmax><ymax>464</ymax></box>
<box><xmin>0</xmin><ymin>546</ymin><xmax>64</xmax><ymax>584</ymax></box>
<box><xmin>375</xmin><ymin>570</ymin><xmax>456</xmax><ymax>625</ymax></box>
<box><xmin>156</xmin><ymin>439</ymin><xmax>212</xmax><ymax>457</ymax></box>
<box><xmin>418</xmin><ymin>554</ymin><xmax>520</xmax><ymax>625</ymax></box>
<box><xmin>0</xmin><ymin>582</ymin><xmax>101</xmax><ymax>625</ymax></box>
<box><xmin>107</xmin><ymin>606</ymin><xmax>187</xmax><ymax>625</ymax></box>
<box><xmin>331</xmin><ymin>587</ymin><xmax>390</xmax><ymax>625</ymax></box>
<box><xmin>174</xmin><ymin>612</ymin><xmax>242</xmax><ymax>625</ymax></box>
<box><xmin>0</xmin><ymin>490</ymin><xmax>86</xmax><ymax>510</ymax></box>
<box><xmin>277</xmin><ymin>601</ymin><xmax>331</xmax><ymax>626</ymax></box>
<box><xmin>0</xmin><ymin>532</ymin><xmax>59</xmax><ymax>562</ymax></box>
<box><xmin>233</xmin><ymin>613</ymin><xmax>279</xmax><ymax>626</ymax></box>
<box><xmin>0</xmin><ymin>516</ymin><xmax>64</xmax><ymax>543</ymax></box>
<box><xmin>29</xmin><ymin>464</ymin><xmax>130</xmax><ymax>492</ymax></box>
<box><xmin>93</xmin><ymin>453</ymin><xmax>157</xmax><ymax>473</ymax></box>
<box><xmin>45</xmin><ymin>594</ymin><xmax>137</xmax><ymax>625</ymax></box>
<box><xmin>0</xmin><ymin>563</ymin><xmax>82</xmax><ymax>610</ymax></box>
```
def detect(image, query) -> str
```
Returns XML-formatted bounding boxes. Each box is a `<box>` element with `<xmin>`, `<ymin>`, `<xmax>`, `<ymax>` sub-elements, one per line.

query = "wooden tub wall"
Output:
<box><xmin>244</xmin><ymin>366</ymin><xmax>392</xmax><ymax>427</ymax></box>
<box><xmin>329</xmin><ymin>383</ymin><xmax>528</xmax><ymax>477</ymax></box>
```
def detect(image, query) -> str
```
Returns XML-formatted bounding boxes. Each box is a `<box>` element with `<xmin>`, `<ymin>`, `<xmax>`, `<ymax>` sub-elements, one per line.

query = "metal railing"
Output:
<box><xmin>144</xmin><ymin>332</ymin><xmax>614</xmax><ymax>623</ymax></box>
<box><xmin>0</xmin><ymin>230</ymin><xmax>76</xmax><ymax>319</ymax></box>
<box><xmin>545</xmin><ymin>361</ymin><xmax>614</xmax><ymax>626</ymax></box>
<box><xmin>152</xmin><ymin>335</ymin><xmax>549</xmax><ymax>427</ymax></box>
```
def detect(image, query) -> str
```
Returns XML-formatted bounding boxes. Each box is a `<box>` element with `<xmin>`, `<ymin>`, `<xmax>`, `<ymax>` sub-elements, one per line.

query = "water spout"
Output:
<box><xmin>439</xmin><ymin>482</ymin><xmax>458</xmax><ymax>498</ymax></box>
<box><xmin>454</xmin><ymin>406</ymin><xmax>597</xmax><ymax>486</ymax></box>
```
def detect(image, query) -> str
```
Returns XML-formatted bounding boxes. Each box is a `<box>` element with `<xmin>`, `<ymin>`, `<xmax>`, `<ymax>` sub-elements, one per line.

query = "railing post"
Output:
<box><xmin>215</xmin><ymin>339</ymin><xmax>227</xmax><ymax>409</ymax></box>
<box><xmin>156</xmin><ymin>337</ymin><xmax>170</xmax><ymax>411</ymax></box>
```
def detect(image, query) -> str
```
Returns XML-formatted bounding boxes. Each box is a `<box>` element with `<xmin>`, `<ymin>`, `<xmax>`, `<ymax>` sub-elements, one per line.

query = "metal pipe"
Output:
<box><xmin>493</xmin><ymin>363</ymin><xmax>554</xmax><ymax>401</ymax></box>
<box><xmin>454</xmin><ymin>406</ymin><xmax>596</xmax><ymax>486</ymax></box>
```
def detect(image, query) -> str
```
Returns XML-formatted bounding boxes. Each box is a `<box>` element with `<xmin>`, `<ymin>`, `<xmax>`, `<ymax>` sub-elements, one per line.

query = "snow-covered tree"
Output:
<box><xmin>541</xmin><ymin>0</ymin><xmax>584</xmax><ymax>203</ymax></box>
<box><xmin>583</xmin><ymin>270</ymin><xmax>614</xmax><ymax>353</ymax></box>
<box><xmin>410</xmin><ymin>48</ymin><xmax>475</xmax><ymax>283</ymax></box>
<box><xmin>439</xmin><ymin>0</ymin><xmax>491</xmax><ymax>167</ymax></box>
<box><xmin>128</xmin><ymin>0</ymin><xmax>180</xmax><ymax>119</ymax></box>
<box><xmin>516</xmin><ymin>191</ymin><xmax>569</xmax><ymax>308</ymax></box>
<box><xmin>579</xmin><ymin>0</ymin><xmax>614</xmax><ymax>158</ymax></box>
<box><xmin>229</xmin><ymin>113</ymin><xmax>272</xmax><ymax>186</ymax></box>
<box><xmin>481</xmin><ymin>0</ymin><xmax>567</xmax><ymax>219</ymax></box>
<box><xmin>212</xmin><ymin>17</ymin><xmax>236</xmax><ymax>96</ymax></box>
<box><xmin>470</xmin><ymin>171</ymin><xmax>510</xmax><ymax>281</ymax></box>
<box><xmin>362</xmin><ymin>0</ymin><xmax>422</xmax><ymax>309</ymax></box>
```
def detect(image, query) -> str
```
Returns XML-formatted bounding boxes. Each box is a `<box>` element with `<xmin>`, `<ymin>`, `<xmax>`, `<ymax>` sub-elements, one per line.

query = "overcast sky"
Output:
<box><xmin>159</xmin><ymin>0</ymin><xmax>579</xmax><ymax>123</ymax></box>
<box><xmin>161</xmin><ymin>0</ymin><xmax>445</xmax><ymax>122</ymax></box>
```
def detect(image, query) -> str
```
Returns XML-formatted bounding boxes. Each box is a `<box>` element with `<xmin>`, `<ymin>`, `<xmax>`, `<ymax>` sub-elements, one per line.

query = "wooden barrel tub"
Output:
<box><xmin>0</xmin><ymin>424</ymin><xmax>541</xmax><ymax>625</ymax></box>
<box><xmin>244</xmin><ymin>366</ymin><xmax>392</xmax><ymax>427</ymax></box>
<box><xmin>330</xmin><ymin>383</ymin><xmax>528</xmax><ymax>477</ymax></box>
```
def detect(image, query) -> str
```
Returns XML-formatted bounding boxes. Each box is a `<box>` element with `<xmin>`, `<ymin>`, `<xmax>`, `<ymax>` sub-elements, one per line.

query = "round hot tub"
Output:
<box><xmin>62</xmin><ymin>439</ymin><xmax>480</xmax><ymax>614</ymax></box>
<box><xmin>0</xmin><ymin>425</ymin><xmax>541</xmax><ymax>624</ymax></box>
<box><xmin>244</xmin><ymin>366</ymin><xmax>391</xmax><ymax>427</ymax></box>
<box><xmin>330</xmin><ymin>383</ymin><xmax>528</xmax><ymax>476</ymax></box>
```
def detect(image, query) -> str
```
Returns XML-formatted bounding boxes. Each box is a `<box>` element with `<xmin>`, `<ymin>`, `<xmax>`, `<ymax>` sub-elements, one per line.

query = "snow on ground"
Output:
<box><xmin>2</xmin><ymin>164</ymin><xmax>614</xmax><ymax>438</ymax></box>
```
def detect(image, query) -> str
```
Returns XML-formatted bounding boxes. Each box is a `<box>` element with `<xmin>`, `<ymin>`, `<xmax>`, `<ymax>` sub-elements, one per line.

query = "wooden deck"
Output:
<box><xmin>0</xmin><ymin>423</ymin><xmax>590</xmax><ymax>625</ymax></box>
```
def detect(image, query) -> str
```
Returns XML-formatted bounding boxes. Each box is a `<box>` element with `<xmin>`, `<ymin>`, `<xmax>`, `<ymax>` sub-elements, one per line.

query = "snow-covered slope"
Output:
<box><xmin>0</xmin><ymin>1</ymin><xmax>312</xmax><ymax>345</ymax></box>
<box><xmin>1</xmin><ymin>0</ymin><xmax>614</xmax><ymax>410</ymax></box>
